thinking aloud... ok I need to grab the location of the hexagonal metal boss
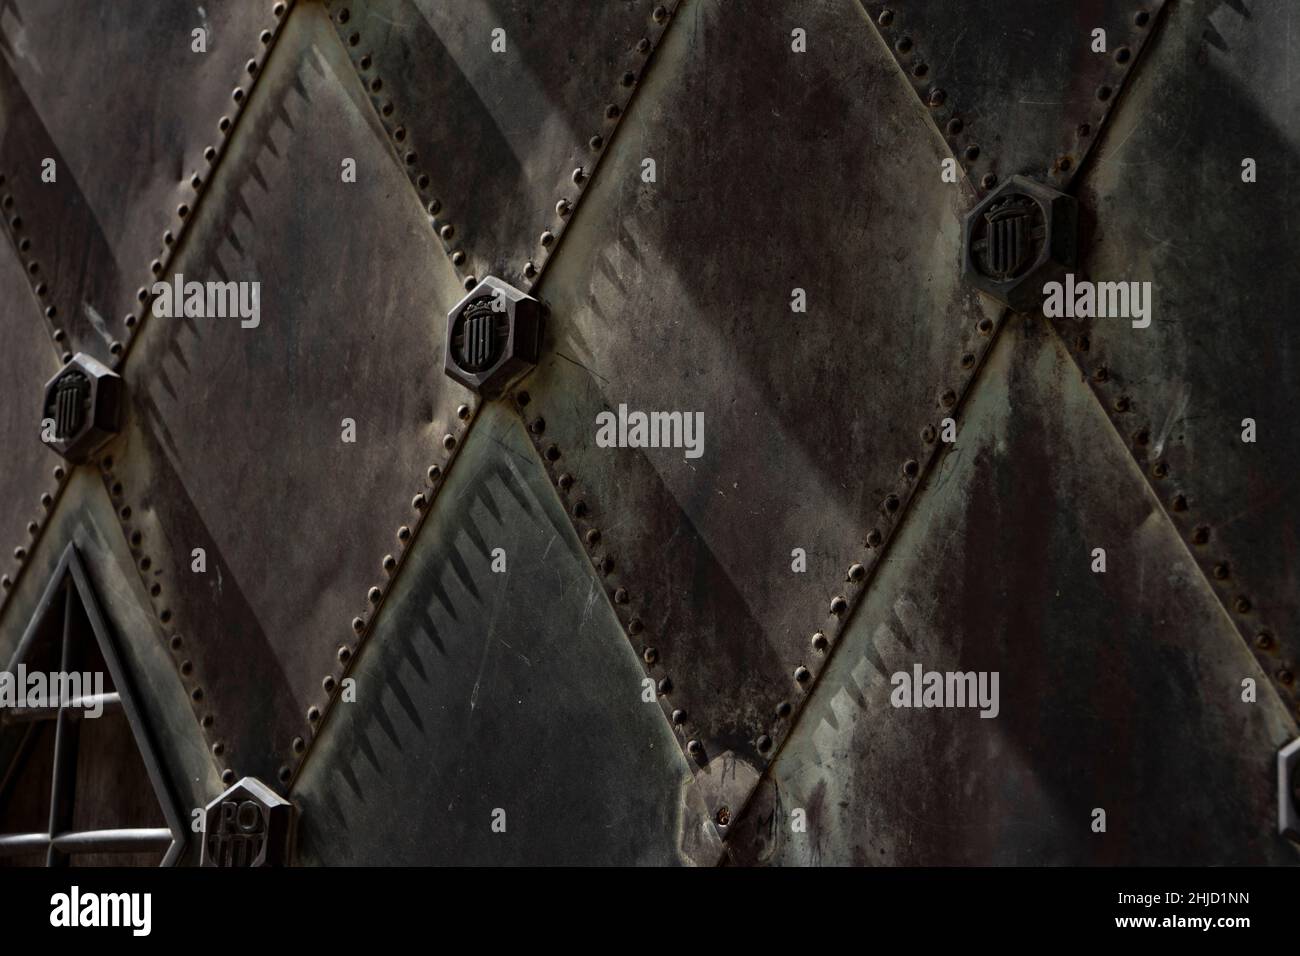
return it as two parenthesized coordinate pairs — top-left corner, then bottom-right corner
(444, 276), (543, 396)
(1280, 737), (1300, 840)
(40, 352), (123, 463)
(200, 776), (297, 867)
(963, 175), (1078, 313)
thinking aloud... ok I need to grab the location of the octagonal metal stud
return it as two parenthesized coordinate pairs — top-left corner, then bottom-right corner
(40, 352), (123, 463)
(962, 175), (1078, 313)
(200, 776), (297, 867)
(443, 276), (543, 396)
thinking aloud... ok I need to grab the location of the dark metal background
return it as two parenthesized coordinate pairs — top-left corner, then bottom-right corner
(0, 0), (1296, 865)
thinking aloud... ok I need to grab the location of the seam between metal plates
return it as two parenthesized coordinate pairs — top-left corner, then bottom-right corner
(508, 307), (1010, 803)
(325, 0), (681, 294)
(115, 0), (298, 372)
(1052, 321), (1300, 723)
(0, 465), (72, 620)
(859, 0), (1167, 198)
(289, 400), (480, 789)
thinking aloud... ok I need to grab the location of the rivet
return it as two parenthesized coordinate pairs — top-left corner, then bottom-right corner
(878, 9), (894, 26)
(656, 677), (672, 694)
(540, 230), (555, 247)
(337, 646), (351, 663)
(203, 715), (214, 728)
(278, 766), (291, 784)
(427, 465), (442, 483)
(232, 87), (245, 103)
(589, 135), (604, 151)
(866, 528), (883, 548)
(978, 317), (994, 335)
(757, 734), (773, 754)
(636, 37), (651, 54)
(427, 199), (442, 215)
(652, 5), (668, 24)
(613, 586), (628, 604)
(308, 706), (321, 722)
(960, 352), (975, 370)
(848, 562), (866, 582)
(573, 500), (588, 518)
(177, 203), (190, 218)
(1093, 366), (1109, 383)
(212, 741), (225, 757)
(439, 223), (454, 240)
(1234, 596), (1251, 614)
(1097, 85), (1113, 101)
(1, 576), (9, 591)
(13, 547), (25, 561)
(1279, 669), (1295, 687)
(191, 686), (203, 701)
(963, 144), (980, 162)
(359, 54), (372, 70)
(621, 70), (636, 87)
(457, 403), (471, 420)
(1135, 11), (1150, 27)
(643, 647), (658, 665)
(412, 493), (426, 510)
(830, 595), (847, 615)
(451, 250), (466, 266)
(896, 36), (913, 53)
(1114, 395), (1131, 412)
(367, 586), (382, 605)
(1256, 632), (1274, 651)
(1151, 461), (1168, 479)
(292, 736), (306, 754)
(585, 528), (601, 547)
(1191, 526), (1210, 545)
(671, 709), (686, 724)
(811, 632), (829, 652)
(599, 555), (614, 575)
(443, 434), (457, 451)
(545, 444), (560, 461)
(628, 618), (643, 635)
(1055, 155), (1073, 173)
(604, 103), (620, 120)
(776, 701), (792, 718)
(556, 198), (571, 217)
(794, 665), (811, 684)
(1171, 493), (1188, 512)
(524, 261), (537, 278)
(1078, 123), (1091, 138)
(260, 29), (272, 44)
(686, 739), (702, 756)
(40, 493), (52, 508)
(558, 473), (574, 491)
(170, 635), (183, 650)
(529, 417), (546, 435)
(397, 525), (411, 542)
(273, 2), (286, 17)
(352, 616), (365, 633)
(323, 675), (337, 693)
(940, 389), (957, 408)
(1115, 47), (1131, 64)
(1212, 562), (1230, 580)
(902, 459), (919, 479)
(110, 341), (123, 356)
(921, 424), (937, 443)
(927, 88), (945, 107)
(222, 769), (235, 785)
(219, 116), (231, 133)
(980, 173), (997, 190)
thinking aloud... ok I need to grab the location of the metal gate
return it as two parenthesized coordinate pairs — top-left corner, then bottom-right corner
(0, 0), (1296, 866)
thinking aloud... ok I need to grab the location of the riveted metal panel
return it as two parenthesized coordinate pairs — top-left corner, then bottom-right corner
(293, 404), (692, 865)
(324, 0), (680, 291)
(0, 467), (219, 865)
(858, 0), (1168, 196)
(513, 0), (1002, 820)
(1061, 0), (1300, 723)
(762, 318), (1298, 865)
(0, 235), (65, 614)
(0, 0), (292, 367)
(98, 4), (475, 789)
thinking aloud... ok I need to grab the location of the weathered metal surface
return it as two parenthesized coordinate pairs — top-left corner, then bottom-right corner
(1061, 0), (1300, 722)
(0, 468), (219, 866)
(515, 0), (1001, 820)
(99, 4), (475, 789)
(324, 0), (680, 291)
(0, 233), (65, 614)
(761, 318), (1298, 865)
(859, 0), (1167, 196)
(293, 405), (692, 865)
(0, 0), (293, 368)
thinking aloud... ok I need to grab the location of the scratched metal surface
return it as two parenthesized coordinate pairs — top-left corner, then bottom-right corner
(761, 317), (1298, 865)
(0, 231), (63, 612)
(323, 0), (680, 291)
(292, 404), (692, 865)
(97, 4), (475, 789)
(1063, 0), (1300, 723)
(857, 0), (1168, 196)
(0, 0), (286, 366)
(515, 0), (1002, 822)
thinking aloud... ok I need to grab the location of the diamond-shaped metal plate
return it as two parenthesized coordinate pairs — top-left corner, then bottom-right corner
(1062, 0), (1300, 721)
(764, 319), (1297, 864)
(0, 0), (291, 366)
(293, 405), (692, 865)
(515, 0), (1001, 814)
(324, 0), (680, 290)
(0, 235), (63, 611)
(98, 4), (474, 787)
(859, 0), (1168, 194)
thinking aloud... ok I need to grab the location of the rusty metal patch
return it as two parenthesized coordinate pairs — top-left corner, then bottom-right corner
(292, 405), (692, 865)
(1062, 0), (1300, 722)
(324, 0), (680, 291)
(0, 0), (293, 367)
(860, 0), (1168, 195)
(514, 0), (1002, 825)
(762, 318), (1297, 864)
(0, 234), (66, 614)
(96, 5), (476, 789)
